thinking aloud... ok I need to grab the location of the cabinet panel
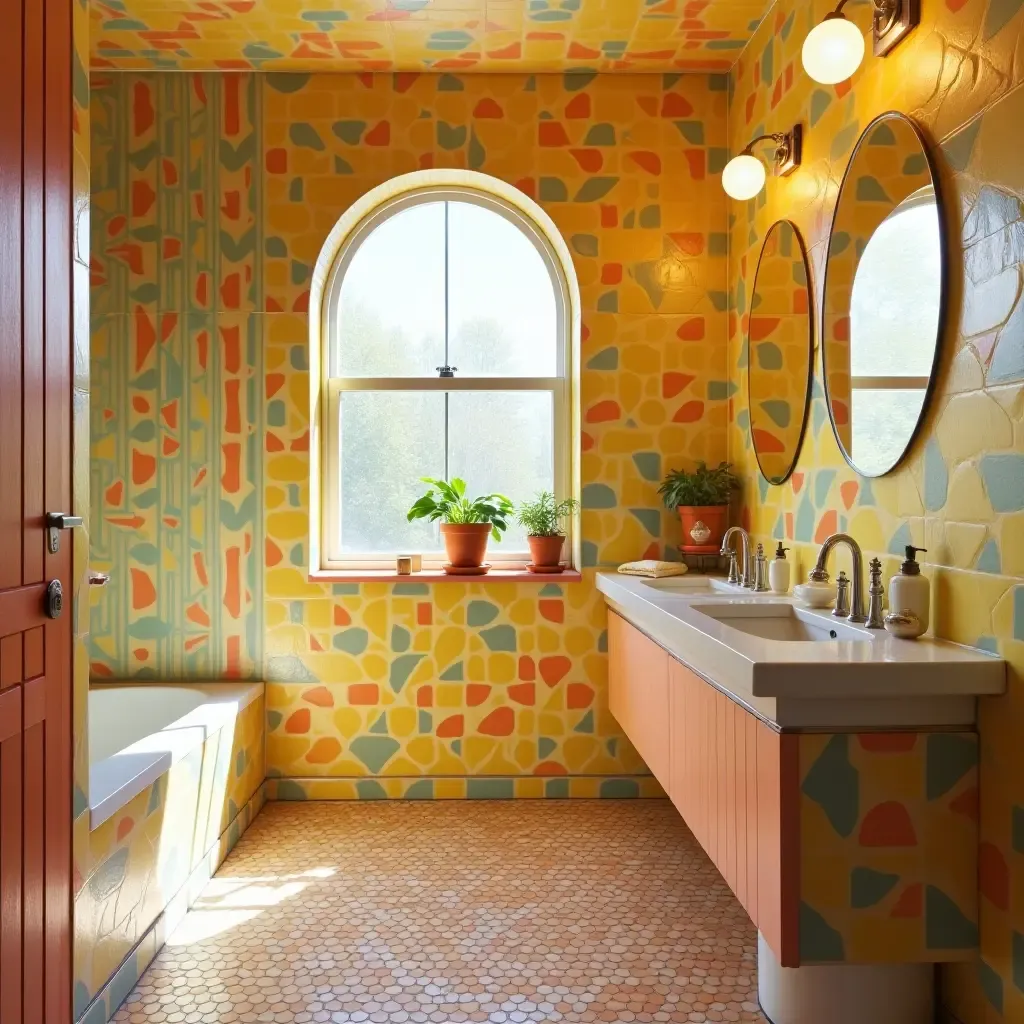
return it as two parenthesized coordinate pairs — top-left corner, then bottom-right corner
(607, 611), (628, 737)
(667, 655), (798, 965)
(609, 613), (670, 785)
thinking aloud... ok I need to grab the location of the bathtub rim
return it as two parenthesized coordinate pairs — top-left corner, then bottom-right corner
(88, 681), (264, 830)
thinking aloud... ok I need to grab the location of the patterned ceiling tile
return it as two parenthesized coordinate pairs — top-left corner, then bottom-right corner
(90, 0), (774, 72)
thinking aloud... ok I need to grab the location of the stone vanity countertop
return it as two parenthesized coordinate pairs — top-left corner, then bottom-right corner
(597, 571), (1006, 731)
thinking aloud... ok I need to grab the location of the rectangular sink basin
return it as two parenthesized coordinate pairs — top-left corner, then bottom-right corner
(692, 602), (876, 642)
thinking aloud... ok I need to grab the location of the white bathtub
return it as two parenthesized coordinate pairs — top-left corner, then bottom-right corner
(88, 682), (263, 828)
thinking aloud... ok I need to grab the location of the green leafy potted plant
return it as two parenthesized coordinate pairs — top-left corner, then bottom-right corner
(407, 477), (513, 574)
(516, 492), (581, 572)
(658, 461), (739, 551)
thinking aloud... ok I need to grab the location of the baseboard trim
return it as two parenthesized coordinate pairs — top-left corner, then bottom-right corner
(266, 774), (666, 801)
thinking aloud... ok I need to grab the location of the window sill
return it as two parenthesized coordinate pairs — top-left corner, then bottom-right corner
(309, 568), (583, 584)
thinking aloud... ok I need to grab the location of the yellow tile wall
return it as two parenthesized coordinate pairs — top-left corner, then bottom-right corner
(726, 1), (1024, 1018)
(90, 70), (731, 795)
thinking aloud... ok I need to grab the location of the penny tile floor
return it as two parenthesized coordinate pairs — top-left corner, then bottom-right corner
(114, 800), (765, 1023)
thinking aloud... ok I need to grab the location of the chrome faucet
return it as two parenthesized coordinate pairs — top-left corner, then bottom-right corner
(809, 533), (867, 623)
(721, 526), (754, 588)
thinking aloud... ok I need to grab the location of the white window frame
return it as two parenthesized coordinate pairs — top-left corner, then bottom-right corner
(317, 185), (573, 572)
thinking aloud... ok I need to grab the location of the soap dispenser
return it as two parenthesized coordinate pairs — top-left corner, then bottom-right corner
(888, 546), (929, 634)
(769, 543), (791, 594)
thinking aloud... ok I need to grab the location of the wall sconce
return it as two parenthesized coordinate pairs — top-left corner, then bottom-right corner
(721, 125), (802, 200)
(802, 0), (919, 85)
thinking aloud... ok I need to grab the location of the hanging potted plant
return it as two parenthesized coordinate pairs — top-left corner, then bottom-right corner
(407, 477), (513, 575)
(516, 492), (581, 573)
(658, 461), (739, 552)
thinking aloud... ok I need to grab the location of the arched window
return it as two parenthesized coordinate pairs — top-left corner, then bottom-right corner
(311, 174), (578, 573)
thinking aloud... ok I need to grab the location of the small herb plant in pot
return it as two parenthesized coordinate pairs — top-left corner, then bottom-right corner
(516, 492), (581, 572)
(407, 477), (513, 573)
(658, 461), (739, 551)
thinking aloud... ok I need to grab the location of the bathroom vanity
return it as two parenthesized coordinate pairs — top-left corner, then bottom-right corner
(598, 570), (1006, 1024)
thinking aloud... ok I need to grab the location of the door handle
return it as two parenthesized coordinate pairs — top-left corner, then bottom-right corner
(46, 512), (83, 554)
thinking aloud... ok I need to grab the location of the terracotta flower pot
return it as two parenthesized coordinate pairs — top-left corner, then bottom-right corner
(441, 523), (491, 568)
(527, 534), (565, 570)
(677, 504), (729, 551)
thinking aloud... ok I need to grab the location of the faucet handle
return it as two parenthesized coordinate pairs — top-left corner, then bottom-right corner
(726, 551), (740, 585)
(833, 571), (851, 618)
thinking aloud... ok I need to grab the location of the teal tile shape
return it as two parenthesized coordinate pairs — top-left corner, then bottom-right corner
(574, 710), (594, 733)
(926, 733), (977, 799)
(632, 452), (661, 482)
(582, 483), (616, 508)
(813, 469), (836, 508)
(391, 625), (411, 652)
(850, 867), (899, 909)
(925, 886), (978, 950)
(356, 780), (388, 800)
(976, 539), (1001, 573)
(467, 778), (514, 799)
(586, 347), (618, 370)
(978, 957), (1004, 1012)
(980, 454), (1024, 511)
(923, 438), (948, 512)
(630, 509), (660, 537)
(390, 654), (424, 692)
(799, 902), (845, 962)
(349, 736), (401, 774)
(289, 123), (324, 151)
(480, 625), (516, 652)
(467, 600), (500, 627)
(334, 629), (369, 654)
(599, 778), (640, 798)
(801, 735), (859, 838)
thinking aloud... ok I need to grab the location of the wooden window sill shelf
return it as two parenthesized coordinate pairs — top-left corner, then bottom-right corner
(309, 569), (583, 584)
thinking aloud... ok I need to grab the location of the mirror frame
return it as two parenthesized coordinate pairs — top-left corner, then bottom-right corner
(821, 110), (948, 479)
(747, 219), (814, 487)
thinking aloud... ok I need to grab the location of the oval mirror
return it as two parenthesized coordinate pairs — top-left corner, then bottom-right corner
(748, 220), (813, 486)
(823, 112), (945, 477)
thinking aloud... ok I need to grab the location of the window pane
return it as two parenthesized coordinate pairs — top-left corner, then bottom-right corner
(850, 201), (941, 378)
(448, 392), (555, 552)
(849, 388), (927, 476)
(448, 202), (558, 377)
(334, 202), (446, 377)
(339, 393), (445, 554)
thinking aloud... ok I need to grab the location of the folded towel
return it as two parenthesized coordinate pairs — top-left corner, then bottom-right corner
(617, 560), (689, 579)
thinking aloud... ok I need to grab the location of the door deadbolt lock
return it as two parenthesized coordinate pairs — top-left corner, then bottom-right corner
(46, 512), (83, 554)
(46, 580), (64, 620)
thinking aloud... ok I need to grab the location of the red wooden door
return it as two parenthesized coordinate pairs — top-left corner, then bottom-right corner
(0, 0), (75, 1021)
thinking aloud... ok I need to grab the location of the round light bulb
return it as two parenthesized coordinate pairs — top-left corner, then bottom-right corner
(721, 153), (767, 200)
(801, 15), (865, 85)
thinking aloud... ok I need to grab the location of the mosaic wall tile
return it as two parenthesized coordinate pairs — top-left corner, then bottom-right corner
(799, 733), (979, 964)
(726, 0), (1024, 1018)
(91, 70), (730, 787)
(73, 693), (265, 1018)
(90, 73), (264, 679)
(265, 774), (666, 800)
(89, 0), (774, 74)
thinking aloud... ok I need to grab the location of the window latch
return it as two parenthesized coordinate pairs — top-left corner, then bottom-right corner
(436, 365), (458, 378)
